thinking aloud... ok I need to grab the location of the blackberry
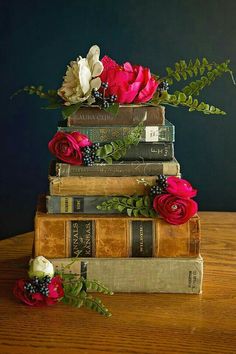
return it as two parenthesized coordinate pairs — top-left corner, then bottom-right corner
(102, 100), (110, 109)
(157, 175), (168, 190)
(150, 185), (163, 196)
(101, 82), (109, 89)
(158, 81), (169, 91)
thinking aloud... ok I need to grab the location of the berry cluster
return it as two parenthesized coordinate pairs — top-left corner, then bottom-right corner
(157, 80), (169, 97)
(82, 143), (101, 166)
(92, 82), (117, 109)
(150, 175), (168, 196)
(24, 275), (52, 297)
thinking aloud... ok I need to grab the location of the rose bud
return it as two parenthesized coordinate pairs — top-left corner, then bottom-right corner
(28, 256), (54, 279)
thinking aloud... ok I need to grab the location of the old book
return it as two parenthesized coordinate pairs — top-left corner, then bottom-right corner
(58, 120), (174, 143)
(49, 175), (181, 196)
(53, 159), (180, 177)
(50, 257), (203, 293)
(63, 105), (165, 126)
(47, 195), (128, 214)
(34, 207), (200, 258)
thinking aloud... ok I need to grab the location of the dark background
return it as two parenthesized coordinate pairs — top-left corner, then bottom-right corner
(1, 0), (236, 239)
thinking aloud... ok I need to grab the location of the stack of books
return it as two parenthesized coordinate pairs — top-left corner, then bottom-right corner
(34, 105), (203, 294)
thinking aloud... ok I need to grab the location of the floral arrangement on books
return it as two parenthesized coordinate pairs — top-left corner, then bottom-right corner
(14, 256), (113, 317)
(97, 175), (198, 225)
(14, 44), (234, 117)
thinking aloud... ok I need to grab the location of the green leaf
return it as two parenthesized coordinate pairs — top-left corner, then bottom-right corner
(104, 103), (119, 115)
(133, 209), (139, 217)
(104, 144), (113, 154)
(103, 156), (113, 164)
(144, 196), (150, 207)
(140, 209), (150, 217)
(136, 199), (143, 208)
(62, 102), (81, 119)
(127, 208), (133, 217)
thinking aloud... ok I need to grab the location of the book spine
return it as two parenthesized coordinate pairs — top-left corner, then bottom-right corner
(64, 105), (165, 126)
(49, 175), (182, 196)
(55, 160), (180, 177)
(57, 125), (174, 143)
(123, 143), (174, 161)
(46, 195), (122, 214)
(34, 213), (200, 258)
(49, 176), (158, 196)
(50, 257), (203, 293)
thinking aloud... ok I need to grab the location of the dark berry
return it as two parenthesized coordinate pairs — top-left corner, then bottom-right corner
(101, 82), (109, 89)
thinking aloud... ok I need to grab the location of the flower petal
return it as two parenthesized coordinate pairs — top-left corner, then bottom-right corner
(78, 58), (91, 95)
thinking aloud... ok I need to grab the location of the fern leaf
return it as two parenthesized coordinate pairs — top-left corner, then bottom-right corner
(85, 279), (114, 295)
(165, 92), (226, 115)
(180, 60), (233, 96)
(83, 295), (112, 317)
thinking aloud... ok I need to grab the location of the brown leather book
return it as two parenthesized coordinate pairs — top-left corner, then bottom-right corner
(34, 203), (200, 259)
(64, 105), (165, 126)
(49, 175), (182, 196)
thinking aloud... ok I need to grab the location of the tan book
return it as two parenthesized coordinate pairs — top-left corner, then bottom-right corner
(34, 205), (200, 258)
(65, 105), (165, 126)
(51, 256), (203, 293)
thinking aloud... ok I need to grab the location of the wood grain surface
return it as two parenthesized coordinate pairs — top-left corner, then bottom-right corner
(0, 212), (235, 354)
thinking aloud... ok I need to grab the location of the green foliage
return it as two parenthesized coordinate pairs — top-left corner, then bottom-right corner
(62, 102), (81, 119)
(96, 195), (156, 218)
(11, 85), (62, 109)
(57, 272), (113, 317)
(163, 92), (226, 115)
(104, 102), (119, 115)
(95, 123), (144, 164)
(163, 58), (216, 85)
(180, 60), (233, 96)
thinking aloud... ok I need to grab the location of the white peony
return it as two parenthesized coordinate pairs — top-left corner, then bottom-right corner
(58, 45), (103, 105)
(28, 256), (54, 279)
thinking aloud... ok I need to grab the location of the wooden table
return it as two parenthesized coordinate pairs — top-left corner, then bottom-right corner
(0, 212), (235, 354)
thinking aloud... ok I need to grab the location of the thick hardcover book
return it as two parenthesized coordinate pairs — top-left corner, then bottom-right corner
(34, 207), (200, 258)
(58, 120), (175, 143)
(51, 257), (203, 293)
(49, 175), (181, 196)
(47, 195), (126, 214)
(53, 159), (180, 177)
(63, 105), (165, 127)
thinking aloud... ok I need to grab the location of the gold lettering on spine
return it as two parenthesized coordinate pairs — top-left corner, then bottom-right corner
(139, 224), (144, 254)
(84, 222), (92, 256)
(72, 222), (81, 257)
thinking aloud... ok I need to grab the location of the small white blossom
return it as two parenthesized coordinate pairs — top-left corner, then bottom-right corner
(28, 256), (54, 279)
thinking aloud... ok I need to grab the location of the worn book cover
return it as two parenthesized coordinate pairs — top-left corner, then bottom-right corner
(58, 120), (174, 143)
(52, 158), (180, 177)
(34, 203), (200, 258)
(63, 105), (165, 126)
(50, 257), (203, 293)
(49, 175), (181, 196)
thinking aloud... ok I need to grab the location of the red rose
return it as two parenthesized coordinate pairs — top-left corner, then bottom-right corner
(100, 56), (158, 104)
(153, 194), (198, 225)
(48, 131), (91, 165)
(166, 176), (197, 199)
(13, 276), (64, 307)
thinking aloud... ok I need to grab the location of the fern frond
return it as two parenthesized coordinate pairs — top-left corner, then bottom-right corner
(181, 60), (233, 96)
(85, 279), (114, 295)
(164, 92), (226, 115)
(83, 295), (112, 317)
(162, 58), (218, 85)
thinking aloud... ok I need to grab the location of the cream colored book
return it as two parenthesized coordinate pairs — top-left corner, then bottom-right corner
(50, 256), (203, 294)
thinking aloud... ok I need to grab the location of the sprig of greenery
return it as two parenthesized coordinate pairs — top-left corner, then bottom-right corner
(160, 58), (216, 85)
(56, 271), (113, 317)
(180, 60), (234, 96)
(161, 91), (226, 115)
(11, 85), (62, 109)
(95, 123), (145, 164)
(97, 195), (156, 217)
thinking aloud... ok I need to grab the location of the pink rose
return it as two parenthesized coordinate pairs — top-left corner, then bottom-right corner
(13, 276), (64, 307)
(48, 131), (91, 165)
(166, 177), (197, 199)
(153, 194), (198, 225)
(100, 56), (158, 104)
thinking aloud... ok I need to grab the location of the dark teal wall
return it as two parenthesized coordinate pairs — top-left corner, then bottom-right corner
(1, 0), (236, 239)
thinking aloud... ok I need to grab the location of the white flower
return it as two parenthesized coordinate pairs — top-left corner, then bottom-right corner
(28, 256), (54, 279)
(58, 45), (103, 105)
